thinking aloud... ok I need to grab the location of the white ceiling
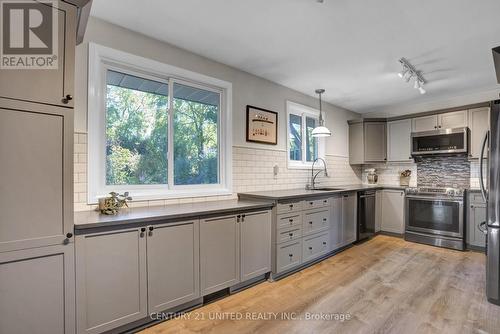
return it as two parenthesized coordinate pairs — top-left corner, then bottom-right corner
(91, 0), (500, 116)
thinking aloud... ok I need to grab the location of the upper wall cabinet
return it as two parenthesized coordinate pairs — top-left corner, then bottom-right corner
(387, 119), (412, 162)
(412, 110), (468, 132)
(349, 120), (387, 164)
(0, 1), (76, 107)
(469, 107), (490, 159)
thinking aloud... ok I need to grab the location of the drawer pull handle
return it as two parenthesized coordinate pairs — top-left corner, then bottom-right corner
(289, 233), (293, 237)
(289, 204), (294, 208)
(323, 218), (327, 221)
(289, 219), (293, 222)
(323, 200), (327, 203)
(323, 242), (327, 245)
(309, 201), (314, 205)
(309, 221), (313, 224)
(289, 253), (293, 257)
(308, 246), (313, 250)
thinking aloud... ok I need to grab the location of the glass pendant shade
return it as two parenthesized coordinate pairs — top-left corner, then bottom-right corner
(312, 89), (332, 138)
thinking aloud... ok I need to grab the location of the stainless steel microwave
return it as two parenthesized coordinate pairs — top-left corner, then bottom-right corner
(411, 127), (469, 156)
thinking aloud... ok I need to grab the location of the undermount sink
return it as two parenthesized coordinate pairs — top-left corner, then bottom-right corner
(310, 187), (343, 191)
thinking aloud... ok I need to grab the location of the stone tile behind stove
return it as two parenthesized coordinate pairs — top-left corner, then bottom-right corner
(416, 155), (470, 189)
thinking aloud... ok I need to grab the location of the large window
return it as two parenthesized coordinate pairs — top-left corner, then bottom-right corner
(88, 44), (232, 202)
(287, 101), (324, 168)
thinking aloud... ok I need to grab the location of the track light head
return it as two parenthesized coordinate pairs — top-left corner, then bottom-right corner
(398, 58), (427, 94)
(414, 79), (421, 89)
(418, 86), (426, 94)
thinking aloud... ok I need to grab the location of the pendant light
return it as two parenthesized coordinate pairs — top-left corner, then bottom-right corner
(312, 89), (332, 137)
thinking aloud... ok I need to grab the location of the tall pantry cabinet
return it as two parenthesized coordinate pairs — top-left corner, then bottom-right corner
(0, 1), (89, 333)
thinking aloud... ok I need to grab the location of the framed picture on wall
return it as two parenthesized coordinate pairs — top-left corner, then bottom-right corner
(246, 105), (278, 145)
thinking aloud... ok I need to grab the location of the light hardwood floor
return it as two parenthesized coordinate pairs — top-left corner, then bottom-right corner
(141, 235), (500, 334)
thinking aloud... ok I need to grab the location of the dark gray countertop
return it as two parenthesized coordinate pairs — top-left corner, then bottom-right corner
(238, 184), (407, 201)
(74, 199), (274, 233)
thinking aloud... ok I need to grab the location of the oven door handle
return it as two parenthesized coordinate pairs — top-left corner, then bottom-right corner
(405, 195), (463, 203)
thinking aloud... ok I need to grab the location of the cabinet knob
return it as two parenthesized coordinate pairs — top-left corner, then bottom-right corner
(471, 205), (474, 208)
(66, 232), (73, 239)
(438, 125), (442, 128)
(289, 204), (294, 208)
(62, 94), (73, 104)
(148, 226), (154, 236)
(289, 253), (293, 257)
(140, 227), (146, 237)
(323, 242), (327, 245)
(308, 246), (313, 250)
(309, 221), (313, 225)
(289, 233), (293, 237)
(289, 218), (293, 223)
(323, 218), (327, 221)
(309, 201), (314, 205)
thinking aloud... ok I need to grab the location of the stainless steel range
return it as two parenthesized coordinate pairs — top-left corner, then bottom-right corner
(405, 187), (465, 251)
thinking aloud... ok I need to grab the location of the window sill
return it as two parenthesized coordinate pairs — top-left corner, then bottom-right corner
(89, 188), (233, 204)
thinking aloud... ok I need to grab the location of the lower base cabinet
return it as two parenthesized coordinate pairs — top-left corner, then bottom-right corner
(0, 244), (75, 334)
(302, 231), (329, 262)
(76, 228), (148, 334)
(200, 215), (240, 295)
(468, 193), (486, 249)
(200, 210), (272, 295)
(380, 190), (405, 234)
(147, 221), (200, 313)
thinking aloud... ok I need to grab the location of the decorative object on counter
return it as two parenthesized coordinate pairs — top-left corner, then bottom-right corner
(311, 89), (332, 137)
(97, 192), (132, 215)
(400, 169), (412, 186)
(366, 168), (378, 184)
(246, 105), (278, 145)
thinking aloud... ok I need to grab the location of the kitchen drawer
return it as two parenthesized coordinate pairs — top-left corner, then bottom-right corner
(277, 201), (303, 214)
(276, 240), (302, 273)
(470, 192), (486, 204)
(304, 198), (330, 210)
(302, 232), (330, 263)
(302, 210), (329, 236)
(276, 226), (302, 244)
(277, 213), (302, 229)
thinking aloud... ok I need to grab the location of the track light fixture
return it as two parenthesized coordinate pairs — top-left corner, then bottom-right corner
(397, 58), (427, 94)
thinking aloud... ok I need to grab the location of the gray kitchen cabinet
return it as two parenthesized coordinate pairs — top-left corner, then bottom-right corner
(412, 115), (438, 132)
(469, 107), (490, 159)
(375, 191), (382, 232)
(329, 195), (343, 251)
(348, 120), (387, 164)
(342, 193), (357, 245)
(468, 193), (486, 249)
(0, 99), (74, 253)
(240, 211), (272, 281)
(380, 190), (405, 234)
(200, 215), (240, 295)
(0, 1), (76, 107)
(387, 119), (412, 162)
(302, 231), (329, 263)
(439, 110), (468, 129)
(147, 221), (200, 313)
(412, 110), (467, 132)
(75, 228), (147, 334)
(0, 244), (75, 334)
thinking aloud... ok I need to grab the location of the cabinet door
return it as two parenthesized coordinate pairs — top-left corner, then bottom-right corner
(200, 215), (240, 295)
(342, 193), (357, 245)
(387, 119), (412, 162)
(375, 191), (382, 232)
(75, 228), (147, 334)
(240, 211), (271, 281)
(0, 1), (76, 107)
(0, 244), (75, 334)
(469, 107), (490, 159)
(412, 115), (438, 132)
(147, 221), (200, 313)
(364, 122), (387, 162)
(439, 110), (468, 129)
(380, 190), (405, 234)
(0, 104), (73, 253)
(329, 196), (343, 251)
(349, 122), (364, 164)
(468, 204), (486, 248)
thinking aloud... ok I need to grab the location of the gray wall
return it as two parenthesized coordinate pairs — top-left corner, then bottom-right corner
(74, 17), (360, 157)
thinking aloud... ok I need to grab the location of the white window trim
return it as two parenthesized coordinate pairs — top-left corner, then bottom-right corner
(286, 101), (325, 169)
(87, 43), (232, 204)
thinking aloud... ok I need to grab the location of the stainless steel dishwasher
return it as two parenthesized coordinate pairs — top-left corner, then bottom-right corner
(358, 190), (376, 241)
